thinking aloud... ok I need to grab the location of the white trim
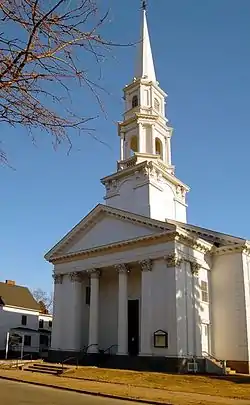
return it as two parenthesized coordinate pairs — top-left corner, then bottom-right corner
(3, 306), (40, 315)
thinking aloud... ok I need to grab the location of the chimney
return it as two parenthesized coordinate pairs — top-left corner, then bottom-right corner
(5, 280), (15, 286)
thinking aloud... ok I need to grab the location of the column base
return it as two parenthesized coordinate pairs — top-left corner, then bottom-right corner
(139, 352), (153, 357)
(87, 346), (99, 354)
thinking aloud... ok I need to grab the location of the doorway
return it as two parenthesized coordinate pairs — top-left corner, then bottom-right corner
(128, 299), (139, 356)
(201, 323), (209, 354)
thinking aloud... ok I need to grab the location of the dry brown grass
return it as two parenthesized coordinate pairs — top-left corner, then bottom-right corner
(0, 368), (249, 405)
(66, 367), (250, 400)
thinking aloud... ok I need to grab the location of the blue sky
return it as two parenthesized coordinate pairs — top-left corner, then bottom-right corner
(1, 0), (250, 293)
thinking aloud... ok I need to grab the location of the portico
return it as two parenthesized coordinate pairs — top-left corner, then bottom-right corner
(51, 257), (156, 356)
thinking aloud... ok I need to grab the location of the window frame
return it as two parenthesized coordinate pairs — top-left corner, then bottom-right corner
(200, 280), (209, 303)
(21, 315), (27, 326)
(132, 95), (138, 109)
(154, 97), (160, 112)
(24, 335), (31, 346)
(39, 319), (44, 329)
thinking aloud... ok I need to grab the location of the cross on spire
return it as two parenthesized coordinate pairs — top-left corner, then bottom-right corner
(142, 1), (147, 11)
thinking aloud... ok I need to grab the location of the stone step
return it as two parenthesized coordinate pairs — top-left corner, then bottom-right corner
(24, 368), (59, 375)
(30, 363), (63, 371)
(26, 365), (62, 373)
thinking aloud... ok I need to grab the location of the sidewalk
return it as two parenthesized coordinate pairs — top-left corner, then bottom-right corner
(0, 369), (250, 405)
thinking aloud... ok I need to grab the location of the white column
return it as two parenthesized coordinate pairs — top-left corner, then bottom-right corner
(51, 273), (64, 350)
(88, 269), (100, 353)
(116, 264), (129, 355)
(190, 261), (201, 357)
(65, 272), (83, 351)
(120, 133), (124, 161)
(139, 259), (153, 356)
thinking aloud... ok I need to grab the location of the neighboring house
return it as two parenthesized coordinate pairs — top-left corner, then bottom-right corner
(0, 280), (52, 358)
(45, 8), (250, 374)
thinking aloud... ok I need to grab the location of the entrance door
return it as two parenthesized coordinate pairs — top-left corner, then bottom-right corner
(201, 323), (209, 354)
(128, 300), (139, 356)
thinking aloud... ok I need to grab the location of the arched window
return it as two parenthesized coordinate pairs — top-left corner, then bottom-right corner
(154, 98), (160, 112)
(132, 95), (138, 108)
(155, 137), (163, 159)
(130, 136), (138, 155)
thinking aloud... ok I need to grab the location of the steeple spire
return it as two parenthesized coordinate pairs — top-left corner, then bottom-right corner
(135, 2), (156, 82)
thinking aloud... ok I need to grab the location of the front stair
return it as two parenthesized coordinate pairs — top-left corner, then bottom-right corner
(202, 352), (236, 375)
(24, 362), (71, 375)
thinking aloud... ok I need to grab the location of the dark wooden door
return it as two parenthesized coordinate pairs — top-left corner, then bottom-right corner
(128, 299), (139, 356)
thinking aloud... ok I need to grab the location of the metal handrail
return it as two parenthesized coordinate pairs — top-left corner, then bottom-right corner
(16, 353), (33, 368)
(61, 356), (78, 372)
(202, 351), (224, 364)
(85, 344), (98, 354)
(103, 344), (118, 355)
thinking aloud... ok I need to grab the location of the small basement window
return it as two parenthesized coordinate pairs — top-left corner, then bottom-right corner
(201, 281), (209, 303)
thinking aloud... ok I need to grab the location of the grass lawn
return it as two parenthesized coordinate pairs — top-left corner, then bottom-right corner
(0, 367), (250, 405)
(66, 367), (250, 400)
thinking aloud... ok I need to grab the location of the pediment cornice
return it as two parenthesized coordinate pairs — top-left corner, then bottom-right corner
(44, 204), (175, 262)
(47, 227), (212, 265)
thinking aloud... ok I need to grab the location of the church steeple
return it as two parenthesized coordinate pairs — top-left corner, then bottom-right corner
(135, 4), (156, 82)
(101, 4), (190, 224)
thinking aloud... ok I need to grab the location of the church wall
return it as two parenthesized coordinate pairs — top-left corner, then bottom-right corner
(174, 200), (187, 223)
(242, 254), (250, 367)
(151, 259), (177, 356)
(149, 181), (175, 221)
(105, 177), (151, 218)
(99, 270), (118, 351)
(174, 243), (211, 357)
(211, 252), (249, 363)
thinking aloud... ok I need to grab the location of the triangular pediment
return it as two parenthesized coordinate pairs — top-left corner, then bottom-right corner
(45, 204), (175, 261)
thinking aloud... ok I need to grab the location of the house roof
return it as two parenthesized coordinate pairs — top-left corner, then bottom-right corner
(0, 282), (40, 311)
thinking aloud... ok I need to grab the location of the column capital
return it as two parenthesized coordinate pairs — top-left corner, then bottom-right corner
(140, 259), (152, 272)
(53, 273), (63, 284)
(190, 261), (201, 276)
(164, 253), (182, 268)
(88, 269), (101, 279)
(69, 271), (83, 283)
(115, 264), (129, 274)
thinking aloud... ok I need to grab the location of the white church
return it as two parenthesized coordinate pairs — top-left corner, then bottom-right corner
(45, 7), (250, 374)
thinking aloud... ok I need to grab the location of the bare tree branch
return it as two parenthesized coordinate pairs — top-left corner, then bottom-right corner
(32, 288), (53, 314)
(0, 0), (132, 163)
